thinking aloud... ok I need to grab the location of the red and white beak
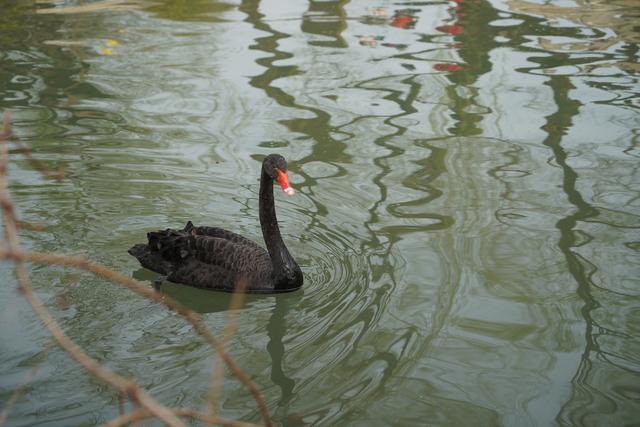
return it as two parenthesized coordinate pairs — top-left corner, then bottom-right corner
(276, 169), (295, 196)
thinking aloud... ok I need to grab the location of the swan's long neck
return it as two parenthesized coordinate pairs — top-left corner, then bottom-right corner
(259, 168), (298, 287)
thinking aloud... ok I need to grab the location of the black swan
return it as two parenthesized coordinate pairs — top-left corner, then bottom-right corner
(128, 154), (303, 293)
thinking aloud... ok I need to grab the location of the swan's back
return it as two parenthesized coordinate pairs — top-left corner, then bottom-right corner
(129, 221), (275, 292)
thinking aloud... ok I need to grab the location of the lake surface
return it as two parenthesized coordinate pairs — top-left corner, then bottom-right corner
(1, 0), (639, 425)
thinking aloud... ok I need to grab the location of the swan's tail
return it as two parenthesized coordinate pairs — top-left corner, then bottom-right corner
(129, 222), (197, 275)
(129, 230), (190, 275)
(147, 228), (193, 260)
(128, 241), (173, 276)
(128, 243), (148, 260)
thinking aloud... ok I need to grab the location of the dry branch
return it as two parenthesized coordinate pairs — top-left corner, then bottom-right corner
(0, 111), (273, 427)
(8, 136), (64, 181)
(0, 112), (63, 181)
(0, 113), (272, 426)
(102, 407), (262, 427)
(0, 249), (273, 427)
(1, 113), (187, 427)
(207, 278), (248, 423)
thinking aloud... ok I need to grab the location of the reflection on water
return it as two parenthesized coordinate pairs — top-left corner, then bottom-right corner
(1, 0), (639, 426)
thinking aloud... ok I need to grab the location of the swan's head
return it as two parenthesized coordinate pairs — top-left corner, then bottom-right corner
(264, 154), (295, 196)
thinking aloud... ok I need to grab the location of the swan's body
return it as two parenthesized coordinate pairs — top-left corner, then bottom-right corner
(128, 154), (303, 293)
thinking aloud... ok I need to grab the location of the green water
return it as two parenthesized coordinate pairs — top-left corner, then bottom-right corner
(1, 0), (639, 425)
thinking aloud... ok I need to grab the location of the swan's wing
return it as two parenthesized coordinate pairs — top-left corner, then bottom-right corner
(189, 235), (271, 275)
(143, 225), (273, 291)
(189, 224), (263, 250)
(167, 257), (237, 291)
(168, 235), (272, 290)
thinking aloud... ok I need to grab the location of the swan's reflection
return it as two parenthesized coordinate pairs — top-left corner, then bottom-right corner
(267, 295), (296, 408)
(132, 267), (299, 414)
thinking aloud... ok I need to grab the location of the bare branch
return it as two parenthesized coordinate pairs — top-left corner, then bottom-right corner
(117, 392), (125, 417)
(15, 220), (49, 231)
(1, 111), (272, 426)
(0, 112), (63, 181)
(0, 112), (186, 427)
(8, 136), (65, 181)
(207, 277), (248, 423)
(0, 250), (273, 427)
(102, 407), (262, 427)
(1, 111), (10, 137)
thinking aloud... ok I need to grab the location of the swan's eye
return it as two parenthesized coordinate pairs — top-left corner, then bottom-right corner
(276, 168), (295, 196)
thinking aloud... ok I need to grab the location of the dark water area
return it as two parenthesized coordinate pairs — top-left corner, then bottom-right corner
(0, 0), (639, 425)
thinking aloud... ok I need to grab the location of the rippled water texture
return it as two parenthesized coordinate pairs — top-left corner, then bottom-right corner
(1, 0), (639, 425)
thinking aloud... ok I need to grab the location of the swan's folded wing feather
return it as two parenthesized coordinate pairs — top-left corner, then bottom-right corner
(189, 235), (271, 275)
(168, 258), (238, 292)
(190, 225), (263, 250)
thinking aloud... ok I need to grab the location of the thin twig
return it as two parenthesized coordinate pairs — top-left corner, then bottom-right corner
(0, 112), (63, 181)
(102, 407), (262, 427)
(8, 136), (65, 181)
(0, 341), (54, 426)
(1, 111), (9, 137)
(0, 249), (273, 427)
(0, 112), (185, 427)
(1, 112), (273, 426)
(207, 278), (248, 424)
(118, 392), (125, 417)
(1, 116), (21, 247)
(15, 220), (48, 231)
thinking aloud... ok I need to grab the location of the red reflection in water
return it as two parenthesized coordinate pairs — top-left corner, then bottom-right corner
(436, 24), (464, 35)
(391, 14), (418, 29)
(433, 63), (464, 72)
